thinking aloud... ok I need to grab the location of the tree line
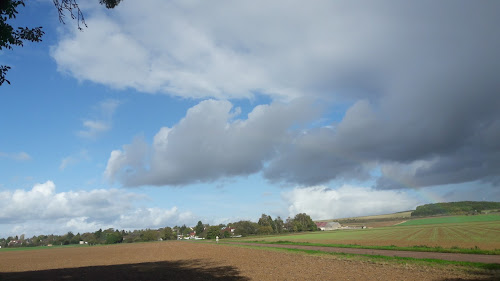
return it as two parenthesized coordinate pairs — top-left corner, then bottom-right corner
(411, 201), (500, 217)
(0, 213), (317, 248)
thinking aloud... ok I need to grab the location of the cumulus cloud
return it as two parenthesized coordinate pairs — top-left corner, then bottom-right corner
(264, 124), (372, 185)
(51, 1), (287, 99)
(265, 89), (500, 188)
(0, 181), (194, 237)
(77, 99), (120, 139)
(56, 1), (500, 190)
(118, 207), (194, 229)
(282, 185), (419, 220)
(105, 99), (317, 186)
(106, 91), (500, 189)
(53, 1), (500, 101)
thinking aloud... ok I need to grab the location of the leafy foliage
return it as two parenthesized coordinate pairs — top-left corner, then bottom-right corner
(274, 216), (284, 233)
(105, 230), (123, 244)
(194, 221), (204, 237)
(52, 0), (87, 30)
(411, 201), (500, 217)
(140, 229), (159, 242)
(161, 227), (176, 240)
(205, 226), (221, 240)
(292, 213), (318, 231)
(1, 0), (44, 85)
(231, 220), (259, 237)
(99, 0), (122, 9)
(0, 0), (122, 86)
(258, 214), (276, 232)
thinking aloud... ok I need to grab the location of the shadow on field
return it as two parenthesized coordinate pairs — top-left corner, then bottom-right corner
(440, 268), (500, 281)
(0, 259), (250, 281)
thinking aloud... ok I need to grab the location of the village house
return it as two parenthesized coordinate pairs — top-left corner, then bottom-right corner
(221, 227), (235, 235)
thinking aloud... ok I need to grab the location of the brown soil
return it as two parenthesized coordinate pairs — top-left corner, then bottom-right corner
(308, 239), (500, 251)
(227, 242), (500, 263)
(0, 241), (497, 280)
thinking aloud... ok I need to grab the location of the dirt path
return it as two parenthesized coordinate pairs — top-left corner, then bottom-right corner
(225, 242), (500, 264)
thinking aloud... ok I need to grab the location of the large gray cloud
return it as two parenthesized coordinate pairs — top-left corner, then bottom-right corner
(53, 1), (499, 101)
(262, 1), (500, 188)
(105, 99), (318, 186)
(68, 1), (500, 189)
(263, 126), (372, 185)
(266, 92), (500, 188)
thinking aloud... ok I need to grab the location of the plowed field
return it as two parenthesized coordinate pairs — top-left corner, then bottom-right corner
(0, 241), (497, 280)
(245, 220), (500, 250)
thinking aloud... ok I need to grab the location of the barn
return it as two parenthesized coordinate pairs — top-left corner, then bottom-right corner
(315, 221), (341, 231)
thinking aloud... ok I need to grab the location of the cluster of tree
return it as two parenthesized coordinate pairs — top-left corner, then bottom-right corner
(0, 229), (123, 248)
(228, 213), (317, 237)
(0, 212), (318, 247)
(411, 201), (500, 217)
(0, 224), (205, 248)
(0, 227), (178, 248)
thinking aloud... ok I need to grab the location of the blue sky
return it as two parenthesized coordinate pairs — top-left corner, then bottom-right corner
(1, 0), (499, 237)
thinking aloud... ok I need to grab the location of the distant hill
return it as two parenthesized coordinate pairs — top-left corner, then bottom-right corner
(411, 201), (500, 217)
(317, 211), (413, 226)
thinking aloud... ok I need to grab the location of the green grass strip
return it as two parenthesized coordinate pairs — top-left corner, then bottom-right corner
(273, 247), (500, 270)
(399, 214), (500, 226)
(238, 240), (500, 255)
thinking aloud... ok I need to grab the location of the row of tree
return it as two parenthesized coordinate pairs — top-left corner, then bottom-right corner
(225, 213), (317, 237)
(0, 226), (190, 248)
(0, 213), (317, 248)
(411, 201), (500, 217)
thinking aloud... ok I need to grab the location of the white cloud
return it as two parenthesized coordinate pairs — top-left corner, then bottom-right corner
(78, 120), (109, 138)
(105, 98), (317, 186)
(13, 152), (32, 161)
(118, 207), (194, 229)
(282, 185), (419, 220)
(51, 1), (499, 101)
(0, 181), (194, 237)
(51, 0), (403, 100)
(52, 1), (294, 100)
(59, 156), (77, 171)
(77, 99), (120, 139)
(59, 150), (90, 171)
(55, 1), (500, 190)
(0, 151), (32, 161)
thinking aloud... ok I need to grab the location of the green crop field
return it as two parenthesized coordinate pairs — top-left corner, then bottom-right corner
(240, 215), (500, 251)
(398, 214), (500, 226)
(318, 211), (413, 222)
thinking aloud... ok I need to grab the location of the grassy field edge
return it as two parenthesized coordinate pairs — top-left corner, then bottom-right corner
(234, 240), (500, 255)
(226, 243), (500, 271)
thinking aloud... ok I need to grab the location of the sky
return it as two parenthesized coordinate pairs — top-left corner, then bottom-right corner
(1, 0), (499, 237)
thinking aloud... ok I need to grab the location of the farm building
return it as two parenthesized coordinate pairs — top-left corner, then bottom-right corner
(222, 227), (235, 235)
(315, 221), (341, 231)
